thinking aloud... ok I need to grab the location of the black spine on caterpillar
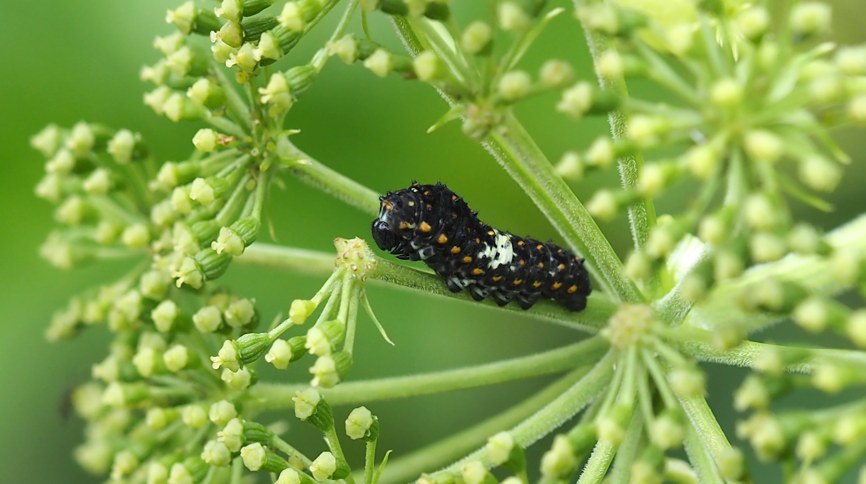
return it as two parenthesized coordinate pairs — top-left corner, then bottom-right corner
(371, 182), (591, 311)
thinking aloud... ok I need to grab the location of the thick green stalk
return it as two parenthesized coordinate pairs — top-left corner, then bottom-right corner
(276, 140), (381, 216)
(682, 426), (725, 484)
(484, 114), (643, 303)
(577, 440), (618, 484)
(672, 335), (866, 374)
(678, 396), (736, 481)
(247, 337), (608, 411)
(240, 243), (617, 332)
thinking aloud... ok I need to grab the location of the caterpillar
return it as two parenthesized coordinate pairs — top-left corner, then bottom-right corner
(371, 182), (591, 311)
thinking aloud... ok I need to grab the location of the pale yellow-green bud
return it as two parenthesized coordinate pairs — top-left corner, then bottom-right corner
(192, 128), (218, 152)
(585, 137), (616, 168)
(540, 435), (578, 478)
(539, 60), (574, 88)
(596, 50), (624, 79)
(557, 81), (594, 118)
(498, 2), (529, 31)
(710, 78), (743, 107)
(737, 7), (770, 40)
(799, 155), (840, 192)
(586, 189), (618, 221)
(413, 51), (442, 82)
(310, 452), (337, 480)
(555, 151), (583, 180)
(790, 2), (832, 36)
(744, 130), (784, 164)
(364, 49), (393, 78)
(462, 21), (492, 55)
(498, 70), (532, 102)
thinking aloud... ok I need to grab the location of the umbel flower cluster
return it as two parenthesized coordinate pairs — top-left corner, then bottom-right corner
(32, 0), (866, 483)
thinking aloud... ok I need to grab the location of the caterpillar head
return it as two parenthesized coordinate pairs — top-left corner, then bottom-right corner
(371, 190), (417, 257)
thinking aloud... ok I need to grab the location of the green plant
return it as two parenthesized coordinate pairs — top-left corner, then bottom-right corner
(32, 0), (866, 482)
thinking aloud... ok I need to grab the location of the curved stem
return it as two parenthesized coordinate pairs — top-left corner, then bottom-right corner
(604, 412), (644, 484)
(240, 243), (616, 332)
(579, 20), (657, 253)
(373, 366), (592, 483)
(247, 337), (608, 411)
(276, 139), (381, 216)
(682, 425), (725, 484)
(671, 334), (866, 374)
(426, 352), (615, 480)
(677, 396), (736, 481)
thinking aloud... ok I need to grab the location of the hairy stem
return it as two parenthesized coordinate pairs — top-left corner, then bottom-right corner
(276, 140), (381, 216)
(372, 366), (592, 483)
(423, 352), (615, 481)
(579, 16), (656, 252)
(247, 337), (608, 411)
(240, 243), (616, 331)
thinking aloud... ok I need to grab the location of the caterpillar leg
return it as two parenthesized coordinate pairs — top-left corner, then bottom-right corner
(516, 293), (540, 310)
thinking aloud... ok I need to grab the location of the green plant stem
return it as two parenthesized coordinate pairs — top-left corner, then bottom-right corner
(682, 425), (724, 484)
(363, 439), (377, 484)
(238, 244), (334, 275)
(678, 396), (735, 481)
(390, 17), (641, 304)
(324, 426), (355, 484)
(579, 21), (656, 252)
(247, 337), (608, 411)
(211, 65), (252, 131)
(577, 440), (617, 484)
(368, 366), (591, 483)
(271, 436), (313, 467)
(240, 243), (616, 332)
(671, 335), (866, 374)
(416, 353), (615, 482)
(485, 114), (643, 303)
(604, 412), (644, 484)
(276, 140), (381, 216)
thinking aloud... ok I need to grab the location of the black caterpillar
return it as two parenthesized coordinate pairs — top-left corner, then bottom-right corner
(371, 182), (591, 311)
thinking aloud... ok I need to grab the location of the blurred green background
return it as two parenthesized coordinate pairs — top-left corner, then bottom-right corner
(1, 1), (864, 482)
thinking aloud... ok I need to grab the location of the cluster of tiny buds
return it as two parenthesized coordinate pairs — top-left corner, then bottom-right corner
(61, 245), (386, 481)
(550, 0), (866, 315)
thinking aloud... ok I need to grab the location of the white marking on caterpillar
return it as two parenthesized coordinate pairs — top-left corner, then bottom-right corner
(479, 231), (514, 269)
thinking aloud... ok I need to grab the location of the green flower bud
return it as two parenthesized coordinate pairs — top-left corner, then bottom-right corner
(540, 435), (578, 478)
(221, 366), (253, 389)
(193, 305), (223, 333)
(498, 70), (532, 102)
(265, 335), (306, 369)
(462, 21), (492, 55)
(224, 298), (257, 327)
(182, 404), (208, 428)
(194, 247), (232, 280)
(163, 344), (189, 372)
(241, 443), (289, 472)
(293, 387), (334, 431)
(345, 406), (378, 441)
(83, 168), (111, 195)
(310, 351), (353, 388)
(202, 440), (232, 466)
(209, 400), (238, 426)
